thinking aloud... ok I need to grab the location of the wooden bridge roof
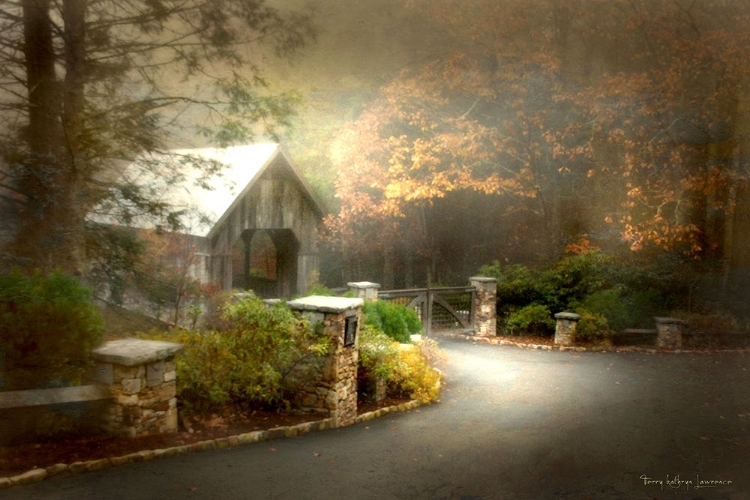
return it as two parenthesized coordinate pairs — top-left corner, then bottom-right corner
(116, 143), (324, 237)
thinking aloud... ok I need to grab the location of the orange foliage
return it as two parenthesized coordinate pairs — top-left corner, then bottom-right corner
(330, 0), (750, 268)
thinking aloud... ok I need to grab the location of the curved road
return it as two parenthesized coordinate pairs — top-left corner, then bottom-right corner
(3, 337), (748, 499)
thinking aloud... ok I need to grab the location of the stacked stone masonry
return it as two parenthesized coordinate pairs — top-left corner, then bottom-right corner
(655, 317), (686, 349)
(471, 277), (497, 337)
(554, 312), (580, 346)
(92, 339), (183, 438)
(287, 296), (362, 427)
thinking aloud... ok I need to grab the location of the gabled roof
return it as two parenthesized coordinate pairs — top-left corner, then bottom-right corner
(117, 144), (324, 238)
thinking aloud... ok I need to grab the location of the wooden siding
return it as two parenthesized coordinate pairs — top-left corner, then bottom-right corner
(206, 156), (321, 296)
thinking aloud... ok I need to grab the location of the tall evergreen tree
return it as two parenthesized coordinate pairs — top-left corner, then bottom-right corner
(0, 0), (316, 273)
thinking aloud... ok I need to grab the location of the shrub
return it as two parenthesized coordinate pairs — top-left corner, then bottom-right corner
(0, 271), (105, 390)
(362, 300), (421, 343)
(480, 250), (677, 336)
(505, 304), (555, 336)
(572, 309), (612, 344)
(357, 324), (442, 404)
(479, 261), (541, 308)
(357, 324), (400, 402)
(141, 295), (331, 414)
(358, 324), (400, 378)
(388, 341), (443, 404)
(576, 288), (632, 333)
(670, 310), (740, 334)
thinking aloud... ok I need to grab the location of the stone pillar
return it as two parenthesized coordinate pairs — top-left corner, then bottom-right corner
(471, 277), (497, 337)
(348, 281), (381, 300)
(287, 295), (363, 427)
(92, 339), (183, 438)
(655, 317), (686, 349)
(554, 312), (581, 346)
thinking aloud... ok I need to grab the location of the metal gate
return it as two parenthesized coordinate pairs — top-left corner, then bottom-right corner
(378, 286), (476, 336)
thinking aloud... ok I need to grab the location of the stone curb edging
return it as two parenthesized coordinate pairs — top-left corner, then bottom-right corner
(448, 333), (750, 354)
(0, 400), (422, 490)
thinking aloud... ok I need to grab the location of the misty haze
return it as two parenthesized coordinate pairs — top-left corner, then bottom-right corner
(1, 1), (749, 498)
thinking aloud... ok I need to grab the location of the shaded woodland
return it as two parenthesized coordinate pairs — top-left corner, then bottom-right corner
(297, 1), (750, 325)
(2, 0), (750, 323)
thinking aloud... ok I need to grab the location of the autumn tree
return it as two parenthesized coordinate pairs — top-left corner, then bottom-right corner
(327, 1), (601, 284)
(0, 0), (316, 275)
(328, 0), (750, 294)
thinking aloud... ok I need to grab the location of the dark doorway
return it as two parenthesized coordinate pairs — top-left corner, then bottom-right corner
(231, 228), (300, 298)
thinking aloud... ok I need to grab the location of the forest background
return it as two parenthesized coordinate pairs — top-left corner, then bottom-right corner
(277, 0), (750, 326)
(3, 0), (750, 325)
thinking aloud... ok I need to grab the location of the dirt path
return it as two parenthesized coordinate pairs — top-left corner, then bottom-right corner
(3, 336), (748, 499)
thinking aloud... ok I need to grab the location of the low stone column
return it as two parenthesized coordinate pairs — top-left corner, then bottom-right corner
(655, 317), (686, 349)
(471, 277), (497, 337)
(554, 312), (580, 346)
(92, 339), (183, 438)
(287, 295), (363, 427)
(348, 281), (381, 300)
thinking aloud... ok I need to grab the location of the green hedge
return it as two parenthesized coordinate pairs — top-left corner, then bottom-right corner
(479, 250), (671, 337)
(0, 271), (104, 390)
(362, 300), (422, 343)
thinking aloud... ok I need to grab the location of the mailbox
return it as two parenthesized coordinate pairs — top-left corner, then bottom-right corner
(344, 314), (358, 347)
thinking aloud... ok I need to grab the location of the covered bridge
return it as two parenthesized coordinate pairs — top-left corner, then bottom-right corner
(164, 144), (324, 298)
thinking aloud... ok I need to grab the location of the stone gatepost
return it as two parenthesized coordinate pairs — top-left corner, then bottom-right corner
(471, 277), (497, 337)
(92, 339), (183, 438)
(554, 312), (580, 346)
(655, 317), (686, 349)
(348, 281), (381, 300)
(287, 295), (363, 427)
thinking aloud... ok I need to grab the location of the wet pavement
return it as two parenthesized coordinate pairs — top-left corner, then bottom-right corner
(2, 336), (748, 499)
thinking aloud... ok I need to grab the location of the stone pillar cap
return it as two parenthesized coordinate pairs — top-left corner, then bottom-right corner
(92, 338), (183, 366)
(555, 312), (581, 320)
(288, 295), (364, 313)
(470, 276), (498, 283)
(347, 281), (381, 289)
(654, 317), (687, 324)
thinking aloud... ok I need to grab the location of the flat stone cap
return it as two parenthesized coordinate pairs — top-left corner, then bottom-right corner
(654, 317), (687, 325)
(92, 338), (183, 366)
(347, 281), (381, 289)
(470, 276), (497, 283)
(555, 312), (581, 321)
(287, 295), (364, 313)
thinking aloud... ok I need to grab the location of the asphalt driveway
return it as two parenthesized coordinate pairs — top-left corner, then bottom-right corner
(2, 336), (748, 499)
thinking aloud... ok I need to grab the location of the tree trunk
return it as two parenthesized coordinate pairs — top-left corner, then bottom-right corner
(18, 0), (87, 274)
(382, 246), (394, 290)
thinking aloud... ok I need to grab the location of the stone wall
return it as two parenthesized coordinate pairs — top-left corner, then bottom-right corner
(92, 339), (183, 438)
(287, 296), (362, 427)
